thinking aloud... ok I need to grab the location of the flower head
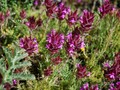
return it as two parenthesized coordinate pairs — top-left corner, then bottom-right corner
(90, 84), (99, 90)
(80, 10), (94, 32)
(51, 56), (62, 65)
(76, 64), (87, 79)
(44, 0), (58, 17)
(5, 9), (10, 18)
(0, 12), (5, 23)
(36, 18), (42, 27)
(24, 16), (37, 30)
(80, 83), (89, 90)
(116, 9), (120, 20)
(20, 9), (26, 19)
(12, 79), (17, 86)
(66, 28), (82, 56)
(108, 82), (120, 90)
(103, 61), (111, 68)
(46, 30), (64, 54)
(104, 52), (120, 80)
(33, 0), (41, 6)
(4, 83), (11, 90)
(67, 10), (78, 26)
(19, 36), (38, 55)
(57, 2), (70, 20)
(99, 0), (114, 17)
(44, 67), (53, 76)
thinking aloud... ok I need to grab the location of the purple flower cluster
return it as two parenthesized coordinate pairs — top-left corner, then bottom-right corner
(57, 2), (70, 20)
(66, 28), (84, 56)
(44, 67), (53, 76)
(46, 30), (64, 54)
(109, 82), (120, 90)
(67, 10), (78, 26)
(80, 10), (94, 32)
(0, 10), (11, 24)
(33, 0), (41, 6)
(44, 0), (58, 17)
(76, 64), (87, 79)
(19, 36), (38, 55)
(5, 10), (10, 18)
(20, 9), (26, 19)
(51, 56), (62, 65)
(116, 9), (120, 20)
(24, 16), (36, 30)
(80, 83), (99, 90)
(24, 16), (42, 30)
(0, 12), (5, 23)
(12, 79), (17, 86)
(99, 0), (114, 17)
(104, 52), (120, 81)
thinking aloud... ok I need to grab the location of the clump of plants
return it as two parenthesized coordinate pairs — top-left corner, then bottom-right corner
(0, 0), (120, 90)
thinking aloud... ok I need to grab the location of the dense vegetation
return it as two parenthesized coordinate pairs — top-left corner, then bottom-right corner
(0, 0), (120, 90)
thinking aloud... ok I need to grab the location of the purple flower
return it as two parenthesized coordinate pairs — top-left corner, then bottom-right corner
(80, 10), (94, 32)
(44, 0), (58, 17)
(67, 10), (78, 26)
(5, 9), (10, 18)
(116, 9), (120, 20)
(80, 83), (89, 90)
(66, 28), (82, 56)
(104, 52), (120, 81)
(108, 82), (120, 90)
(0, 73), (2, 85)
(33, 0), (41, 6)
(46, 30), (64, 54)
(24, 16), (37, 30)
(103, 61), (110, 68)
(0, 12), (5, 23)
(80, 83), (99, 90)
(109, 83), (114, 90)
(116, 82), (120, 89)
(44, 0), (53, 8)
(99, 0), (113, 17)
(4, 83), (11, 90)
(51, 56), (62, 65)
(44, 67), (53, 76)
(57, 2), (71, 20)
(20, 9), (26, 19)
(90, 84), (99, 90)
(19, 36), (38, 55)
(77, 0), (82, 3)
(76, 64), (87, 79)
(36, 18), (42, 27)
(12, 79), (17, 86)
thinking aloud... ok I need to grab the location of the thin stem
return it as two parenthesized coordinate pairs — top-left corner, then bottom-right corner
(92, 0), (97, 12)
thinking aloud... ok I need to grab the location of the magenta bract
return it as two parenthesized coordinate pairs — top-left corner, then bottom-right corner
(76, 64), (87, 79)
(44, 67), (53, 76)
(20, 9), (26, 19)
(19, 36), (38, 55)
(104, 52), (120, 81)
(0, 12), (5, 23)
(57, 2), (70, 20)
(24, 16), (37, 30)
(66, 28), (82, 56)
(99, 0), (113, 17)
(51, 56), (62, 65)
(46, 30), (64, 54)
(80, 10), (94, 32)
(67, 10), (78, 26)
